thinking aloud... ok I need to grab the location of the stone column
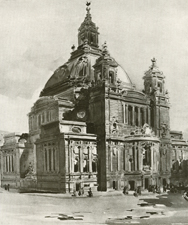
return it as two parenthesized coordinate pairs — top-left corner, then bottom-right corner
(1, 155), (4, 175)
(71, 147), (75, 173)
(138, 107), (141, 127)
(144, 108), (147, 124)
(156, 106), (159, 136)
(69, 146), (72, 173)
(148, 107), (151, 125)
(110, 147), (113, 172)
(123, 104), (125, 123)
(138, 142), (141, 171)
(124, 144), (128, 171)
(134, 143), (137, 171)
(118, 149), (121, 171)
(140, 143), (143, 171)
(89, 147), (92, 172)
(6, 156), (8, 172)
(132, 106), (135, 126)
(51, 149), (54, 172)
(47, 149), (49, 172)
(79, 146), (83, 173)
(7, 155), (10, 172)
(10, 155), (12, 172)
(175, 146), (177, 161)
(151, 145), (153, 171)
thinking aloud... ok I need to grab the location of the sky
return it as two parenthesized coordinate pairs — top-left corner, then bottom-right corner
(0, 0), (188, 138)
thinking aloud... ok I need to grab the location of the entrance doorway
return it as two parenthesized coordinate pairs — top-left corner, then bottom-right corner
(113, 181), (116, 190)
(129, 180), (135, 190)
(145, 178), (149, 189)
(76, 182), (81, 191)
(163, 178), (166, 186)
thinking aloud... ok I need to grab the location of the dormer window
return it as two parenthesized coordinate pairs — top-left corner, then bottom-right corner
(109, 70), (115, 84)
(158, 82), (163, 93)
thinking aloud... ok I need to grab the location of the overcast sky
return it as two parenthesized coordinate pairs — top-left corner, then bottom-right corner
(0, 0), (188, 138)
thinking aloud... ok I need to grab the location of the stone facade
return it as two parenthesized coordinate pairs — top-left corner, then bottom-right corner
(1, 4), (188, 192)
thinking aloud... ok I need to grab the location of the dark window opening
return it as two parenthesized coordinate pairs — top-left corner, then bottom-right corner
(109, 71), (115, 84)
(129, 180), (135, 190)
(74, 157), (79, 172)
(158, 82), (162, 93)
(113, 181), (116, 189)
(92, 160), (97, 172)
(135, 107), (138, 126)
(128, 106), (132, 125)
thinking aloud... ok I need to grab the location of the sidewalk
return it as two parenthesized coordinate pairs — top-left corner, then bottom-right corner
(0, 186), (162, 199)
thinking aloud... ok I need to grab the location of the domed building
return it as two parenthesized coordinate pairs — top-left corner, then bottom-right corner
(1, 3), (188, 193)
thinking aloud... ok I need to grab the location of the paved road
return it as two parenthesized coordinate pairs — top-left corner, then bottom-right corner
(0, 188), (188, 225)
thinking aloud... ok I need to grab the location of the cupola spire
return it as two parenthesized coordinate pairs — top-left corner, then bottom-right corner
(78, 2), (99, 48)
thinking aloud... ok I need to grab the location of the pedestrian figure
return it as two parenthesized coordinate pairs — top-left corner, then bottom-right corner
(78, 188), (82, 196)
(7, 184), (10, 191)
(72, 190), (77, 197)
(137, 186), (142, 195)
(163, 185), (166, 192)
(4, 184), (7, 190)
(123, 186), (128, 195)
(133, 188), (138, 197)
(183, 191), (188, 201)
(81, 187), (84, 196)
(88, 188), (93, 197)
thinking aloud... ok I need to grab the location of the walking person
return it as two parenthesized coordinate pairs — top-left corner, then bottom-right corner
(88, 188), (93, 197)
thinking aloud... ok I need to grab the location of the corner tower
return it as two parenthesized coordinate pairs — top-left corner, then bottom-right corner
(143, 58), (170, 138)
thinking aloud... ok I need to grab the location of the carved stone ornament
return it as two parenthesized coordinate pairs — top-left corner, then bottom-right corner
(141, 123), (154, 136)
(160, 122), (169, 137)
(77, 110), (86, 119)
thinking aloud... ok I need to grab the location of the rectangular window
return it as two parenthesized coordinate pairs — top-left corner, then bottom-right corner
(48, 148), (51, 171)
(46, 111), (49, 122)
(74, 146), (80, 172)
(53, 148), (56, 171)
(117, 150), (121, 171)
(44, 148), (47, 171)
(11, 155), (14, 172)
(38, 114), (41, 126)
(8, 156), (11, 172)
(44, 143), (56, 172)
(5, 156), (7, 172)
(42, 112), (45, 123)
(9, 156), (11, 172)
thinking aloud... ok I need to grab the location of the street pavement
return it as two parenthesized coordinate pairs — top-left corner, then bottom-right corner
(0, 188), (188, 225)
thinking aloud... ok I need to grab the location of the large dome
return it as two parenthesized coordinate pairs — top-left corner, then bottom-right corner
(43, 53), (99, 90)
(43, 54), (133, 92)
